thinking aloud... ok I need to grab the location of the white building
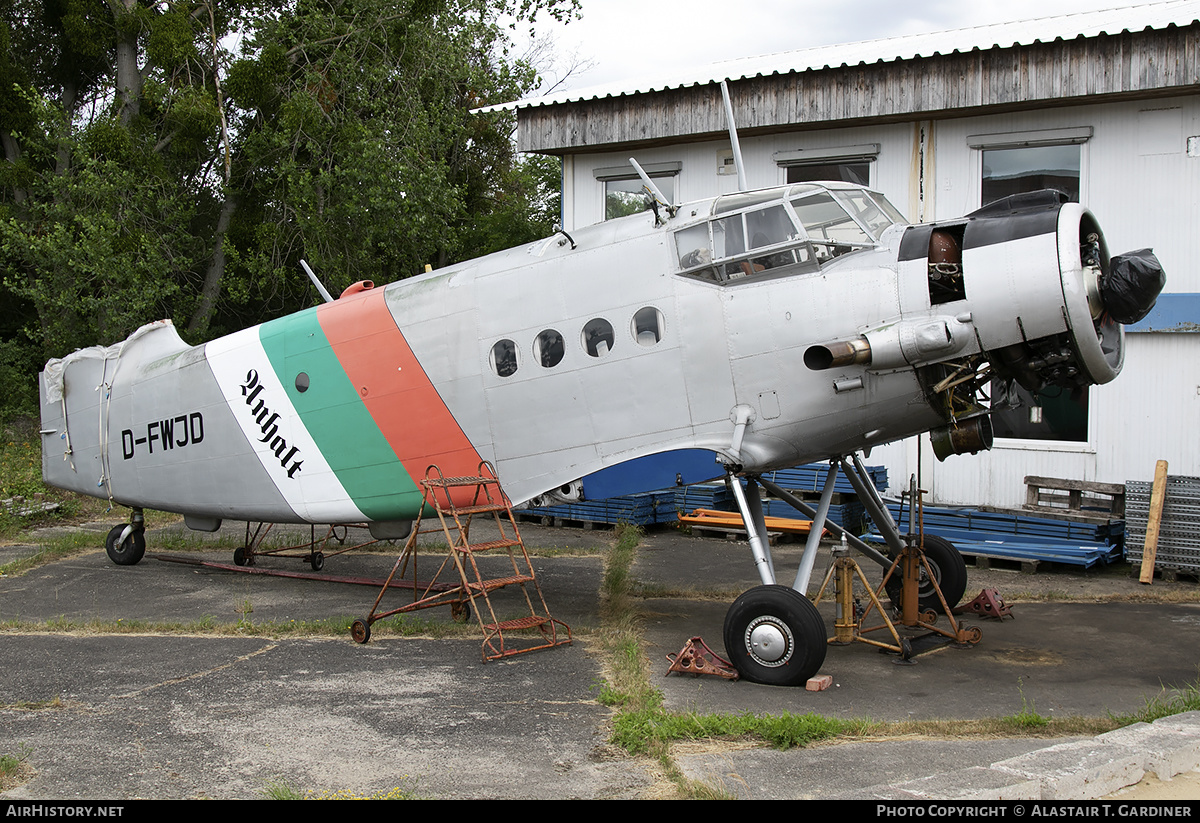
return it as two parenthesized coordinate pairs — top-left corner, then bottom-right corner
(490, 1), (1200, 506)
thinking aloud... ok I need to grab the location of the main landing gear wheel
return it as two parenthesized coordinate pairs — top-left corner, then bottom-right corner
(723, 584), (827, 687)
(105, 525), (146, 566)
(886, 534), (967, 613)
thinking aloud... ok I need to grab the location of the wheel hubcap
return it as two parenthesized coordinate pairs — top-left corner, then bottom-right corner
(919, 558), (941, 598)
(745, 616), (794, 667)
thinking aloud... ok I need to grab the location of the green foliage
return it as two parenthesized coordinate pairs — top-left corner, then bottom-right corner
(0, 742), (32, 777)
(610, 705), (866, 755)
(262, 777), (422, 800)
(1112, 678), (1200, 725)
(261, 779), (307, 800)
(1004, 677), (1050, 729)
(0, 0), (578, 423)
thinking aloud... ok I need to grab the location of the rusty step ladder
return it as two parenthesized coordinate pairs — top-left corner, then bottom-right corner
(352, 461), (571, 662)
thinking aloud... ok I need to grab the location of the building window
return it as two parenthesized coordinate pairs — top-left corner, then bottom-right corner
(594, 161), (681, 221)
(604, 175), (676, 220)
(774, 144), (879, 188)
(990, 382), (1089, 442)
(981, 145), (1080, 206)
(786, 161), (870, 186)
(972, 131), (1091, 443)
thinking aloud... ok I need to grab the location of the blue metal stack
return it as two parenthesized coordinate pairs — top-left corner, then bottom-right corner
(756, 463), (887, 534)
(514, 490), (678, 527)
(514, 462), (888, 532)
(869, 501), (1123, 568)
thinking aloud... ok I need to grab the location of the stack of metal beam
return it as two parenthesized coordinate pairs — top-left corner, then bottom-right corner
(1125, 475), (1200, 575)
(869, 502), (1123, 568)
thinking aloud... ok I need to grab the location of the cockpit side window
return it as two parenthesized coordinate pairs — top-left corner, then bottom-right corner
(675, 200), (817, 284)
(832, 189), (906, 237)
(789, 191), (874, 263)
(675, 186), (905, 285)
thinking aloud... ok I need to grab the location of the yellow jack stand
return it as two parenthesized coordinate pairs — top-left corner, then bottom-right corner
(878, 535), (983, 648)
(814, 538), (913, 661)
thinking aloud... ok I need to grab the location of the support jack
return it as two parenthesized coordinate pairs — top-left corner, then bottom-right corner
(813, 536), (913, 662)
(878, 532), (983, 652)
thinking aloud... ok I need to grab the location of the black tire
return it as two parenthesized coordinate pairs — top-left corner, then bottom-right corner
(105, 525), (146, 566)
(351, 618), (371, 644)
(310, 551), (324, 572)
(723, 585), (827, 687)
(886, 534), (967, 613)
(233, 547), (247, 567)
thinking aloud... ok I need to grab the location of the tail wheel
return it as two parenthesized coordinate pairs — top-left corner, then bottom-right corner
(723, 585), (827, 687)
(885, 534), (967, 613)
(105, 525), (146, 566)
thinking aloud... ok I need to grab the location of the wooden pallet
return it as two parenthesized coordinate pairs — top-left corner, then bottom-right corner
(1024, 475), (1125, 521)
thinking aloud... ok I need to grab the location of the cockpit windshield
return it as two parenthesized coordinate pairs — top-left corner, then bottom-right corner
(675, 184), (906, 285)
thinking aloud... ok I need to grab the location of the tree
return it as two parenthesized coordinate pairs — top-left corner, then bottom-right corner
(0, 0), (576, 422)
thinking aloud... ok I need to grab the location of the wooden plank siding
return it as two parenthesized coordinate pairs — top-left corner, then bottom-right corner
(518, 25), (1200, 155)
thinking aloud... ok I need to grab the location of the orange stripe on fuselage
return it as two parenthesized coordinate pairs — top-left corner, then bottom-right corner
(315, 289), (485, 505)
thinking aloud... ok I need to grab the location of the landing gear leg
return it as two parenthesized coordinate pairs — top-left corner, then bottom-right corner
(105, 508), (146, 566)
(722, 467), (835, 686)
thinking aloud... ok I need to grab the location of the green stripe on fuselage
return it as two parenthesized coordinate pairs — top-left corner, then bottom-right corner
(258, 309), (423, 520)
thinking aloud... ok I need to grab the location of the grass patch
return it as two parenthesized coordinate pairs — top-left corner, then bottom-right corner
(1112, 678), (1200, 725)
(262, 777), (421, 800)
(1, 697), (63, 711)
(0, 530), (103, 577)
(0, 426), (114, 542)
(612, 707), (872, 754)
(0, 742), (34, 793)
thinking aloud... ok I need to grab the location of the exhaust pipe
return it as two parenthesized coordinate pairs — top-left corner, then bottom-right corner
(930, 416), (993, 461)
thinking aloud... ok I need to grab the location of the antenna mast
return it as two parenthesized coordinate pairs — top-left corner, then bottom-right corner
(720, 79), (748, 192)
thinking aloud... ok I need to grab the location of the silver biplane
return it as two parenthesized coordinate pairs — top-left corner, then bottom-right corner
(39, 143), (1162, 685)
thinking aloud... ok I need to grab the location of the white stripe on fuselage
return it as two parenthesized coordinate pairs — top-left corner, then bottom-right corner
(205, 327), (365, 523)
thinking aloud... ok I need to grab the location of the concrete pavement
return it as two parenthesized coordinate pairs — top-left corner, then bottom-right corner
(2, 519), (1199, 799)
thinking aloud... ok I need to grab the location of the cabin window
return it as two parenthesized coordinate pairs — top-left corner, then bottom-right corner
(582, 319), (615, 357)
(295, 372), (310, 393)
(632, 307), (664, 346)
(534, 329), (565, 367)
(490, 339), (519, 377)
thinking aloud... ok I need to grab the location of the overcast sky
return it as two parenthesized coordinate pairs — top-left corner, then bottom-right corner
(526, 0), (1142, 94)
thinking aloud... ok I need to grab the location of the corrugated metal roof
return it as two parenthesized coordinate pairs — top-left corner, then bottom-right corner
(477, 1), (1200, 113)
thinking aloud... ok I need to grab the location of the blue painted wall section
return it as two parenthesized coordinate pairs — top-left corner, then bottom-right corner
(1125, 293), (1200, 333)
(580, 449), (725, 500)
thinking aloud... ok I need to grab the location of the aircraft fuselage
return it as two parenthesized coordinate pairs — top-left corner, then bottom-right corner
(40, 182), (1146, 536)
